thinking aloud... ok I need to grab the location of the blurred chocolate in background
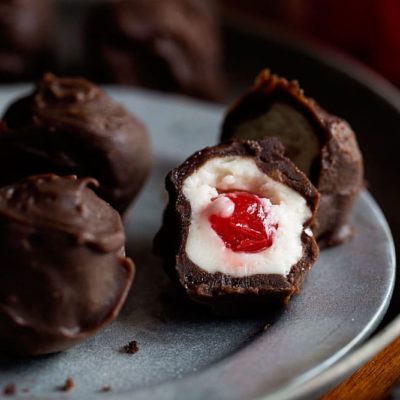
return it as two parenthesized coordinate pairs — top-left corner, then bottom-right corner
(85, 0), (226, 101)
(0, 0), (54, 82)
(1, 0), (400, 95)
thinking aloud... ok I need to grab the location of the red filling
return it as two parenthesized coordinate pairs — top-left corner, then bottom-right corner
(208, 191), (277, 253)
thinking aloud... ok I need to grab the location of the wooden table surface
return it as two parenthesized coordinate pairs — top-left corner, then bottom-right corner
(321, 337), (400, 400)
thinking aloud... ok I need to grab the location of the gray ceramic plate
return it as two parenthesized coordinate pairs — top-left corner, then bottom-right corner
(0, 87), (395, 400)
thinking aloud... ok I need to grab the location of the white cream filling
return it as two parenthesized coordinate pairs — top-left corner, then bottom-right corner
(182, 156), (312, 277)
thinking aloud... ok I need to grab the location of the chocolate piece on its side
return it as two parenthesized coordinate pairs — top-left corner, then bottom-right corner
(85, 0), (225, 101)
(221, 70), (364, 246)
(154, 138), (319, 314)
(0, 73), (151, 213)
(0, 0), (53, 82)
(0, 175), (135, 356)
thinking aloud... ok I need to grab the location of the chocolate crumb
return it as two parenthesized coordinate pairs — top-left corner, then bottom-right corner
(100, 385), (111, 392)
(120, 340), (139, 354)
(3, 383), (16, 396)
(59, 377), (75, 392)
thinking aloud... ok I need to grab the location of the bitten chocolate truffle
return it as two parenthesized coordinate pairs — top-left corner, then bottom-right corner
(0, 175), (135, 356)
(0, 73), (151, 213)
(85, 0), (225, 100)
(221, 70), (364, 246)
(154, 138), (319, 313)
(0, 0), (53, 82)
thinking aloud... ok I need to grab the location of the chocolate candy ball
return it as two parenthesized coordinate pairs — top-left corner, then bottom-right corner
(0, 175), (134, 356)
(0, 73), (152, 213)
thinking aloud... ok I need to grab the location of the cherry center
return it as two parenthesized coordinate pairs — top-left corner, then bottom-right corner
(208, 191), (277, 253)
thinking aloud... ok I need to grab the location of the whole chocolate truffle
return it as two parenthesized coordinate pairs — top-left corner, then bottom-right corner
(0, 0), (53, 82)
(0, 73), (151, 213)
(85, 0), (225, 100)
(154, 138), (319, 314)
(0, 175), (134, 356)
(221, 70), (364, 246)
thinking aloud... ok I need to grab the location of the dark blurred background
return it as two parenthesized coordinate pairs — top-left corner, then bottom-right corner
(2, 0), (400, 92)
(220, 0), (400, 87)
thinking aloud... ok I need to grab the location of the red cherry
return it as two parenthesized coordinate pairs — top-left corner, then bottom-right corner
(208, 191), (277, 253)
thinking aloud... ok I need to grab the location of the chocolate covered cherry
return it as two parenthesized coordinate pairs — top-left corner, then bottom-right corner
(0, 73), (152, 213)
(154, 138), (319, 313)
(221, 70), (363, 246)
(0, 175), (134, 356)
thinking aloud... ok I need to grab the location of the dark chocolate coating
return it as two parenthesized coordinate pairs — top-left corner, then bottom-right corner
(0, 0), (53, 82)
(0, 175), (135, 356)
(154, 138), (319, 313)
(221, 70), (364, 246)
(85, 0), (225, 101)
(0, 73), (152, 213)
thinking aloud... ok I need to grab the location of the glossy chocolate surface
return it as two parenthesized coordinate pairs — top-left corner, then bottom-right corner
(0, 74), (151, 213)
(0, 175), (134, 356)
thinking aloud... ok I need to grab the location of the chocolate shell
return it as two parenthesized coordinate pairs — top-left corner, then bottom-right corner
(154, 138), (319, 313)
(0, 73), (152, 213)
(0, 175), (135, 356)
(221, 70), (364, 246)
(0, 0), (53, 82)
(85, 0), (225, 101)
